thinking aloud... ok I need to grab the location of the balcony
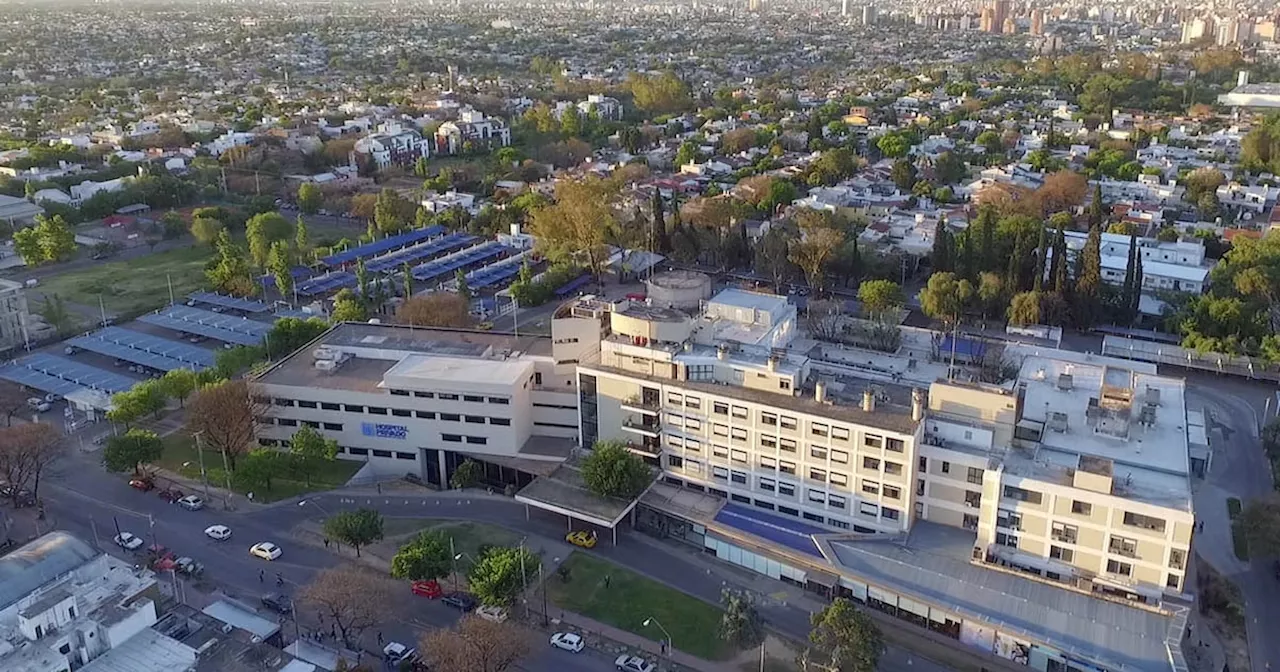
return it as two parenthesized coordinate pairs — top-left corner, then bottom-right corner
(996, 517), (1022, 532)
(621, 418), (661, 438)
(1108, 544), (1139, 559)
(624, 439), (662, 458)
(1051, 531), (1078, 545)
(620, 396), (660, 416)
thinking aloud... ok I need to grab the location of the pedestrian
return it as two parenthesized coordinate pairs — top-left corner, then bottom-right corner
(604, 575), (611, 588)
(318, 613), (324, 625)
(259, 569), (264, 583)
(323, 537), (330, 549)
(330, 625), (336, 640)
(376, 483), (382, 494)
(660, 639), (667, 655)
(377, 631), (383, 646)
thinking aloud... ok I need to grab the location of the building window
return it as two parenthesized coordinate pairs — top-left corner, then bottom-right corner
(859, 502), (879, 516)
(321, 402), (340, 411)
(348, 447), (369, 456)
(1051, 522), (1078, 544)
(803, 511), (825, 523)
(488, 397), (509, 405)
(712, 402), (729, 415)
(667, 392), (683, 406)
(1002, 485), (1043, 505)
(940, 461), (950, 474)
(415, 411), (437, 419)
(996, 532), (1019, 548)
(882, 507), (900, 521)
(688, 365), (714, 381)
(884, 462), (902, 476)
(780, 416), (797, 430)
(685, 396), (701, 410)
(344, 404), (365, 413)
(1169, 549), (1186, 570)
(828, 517), (850, 529)
(779, 461), (796, 475)
(831, 426), (849, 441)
(278, 418), (298, 427)
(1106, 559), (1133, 576)
(778, 505), (799, 517)
(1109, 536), (1138, 558)
(808, 489), (826, 504)
(323, 422), (343, 431)
(713, 445), (729, 458)
(731, 428), (748, 441)
(829, 495), (847, 509)
(731, 471), (747, 484)
(829, 472), (848, 486)
(686, 439), (702, 453)
(731, 493), (751, 504)
(779, 380), (791, 391)
(811, 423), (828, 438)
(437, 393), (458, 401)
(668, 455), (684, 469)
(465, 436), (487, 445)
(441, 413), (460, 422)
(396, 452), (416, 460)
(372, 449), (392, 458)
(778, 482), (795, 497)
(964, 491), (982, 508)
(754, 499), (776, 511)
(1123, 511), (1167, 533)
(761, 436), (778, 449)
(392, 409), (411, 417)
(303, 420), (320, 428)
(666, 435), (684, 449)
(390, 389), (410, 397)
(759, 456), (776, 469)
(713, 424), (729, 437)
(274, 398), (295, 407)
(862, 456), (880, 470)
(1072, 500), (1093, 515)
(759, 477), (776, 492)
(863, 434), (883, 449)
(712, 466), (729, 481)
(966, 467), (983, 485)
(462, 395), (482, 403)
(883, 485), (901, 500)
(761, 412), (778, 426)
(731, 406), (748, 419)
(413, 391), (434, 398)
(779, 438), (797, 453)
(810, 446), (827, 460)
(831, 449), (848, 464)
(918, 456), (927, 472)
(1167, 573), (1181, 589)
(491, 417), (511, 426)
(368, 407), (388, 416)
(731, 449), (747, 463)
(861, 481), (880, 495)
(809, 468), (827, 482)
(886, 438), (905, 453)
(962, 514), (978, 530)
(465, 415), (485, 424)
(442, 434), (462, 443)
(298, 400), (318, 408)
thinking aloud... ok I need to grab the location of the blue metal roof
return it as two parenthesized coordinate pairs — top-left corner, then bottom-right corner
(712, 503), (825, 558)
(1, 353), (136, 395)
(187, 292), (271, 313)
(467, 260), (523, 290)
(137, 306), (270, 346)
(939, 335), (987, 359)
(366, 232), (477, 273)
(68, 327), (215, 371)
(320, 225), (447, 267)
(297, 271), (357, 297)
(411, 241), (511, 283)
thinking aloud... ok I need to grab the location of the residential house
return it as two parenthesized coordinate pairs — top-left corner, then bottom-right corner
(435, 108), (511, 156)
(353, 122), (431, 170)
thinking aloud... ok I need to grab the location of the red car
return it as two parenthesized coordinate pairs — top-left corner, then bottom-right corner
(129, 477), (155, 492)
(411, 580), (442, 599)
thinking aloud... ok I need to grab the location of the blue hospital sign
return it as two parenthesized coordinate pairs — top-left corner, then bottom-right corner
(361, 423), (408, 440)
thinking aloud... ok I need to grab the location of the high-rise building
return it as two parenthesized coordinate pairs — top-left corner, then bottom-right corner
(862, 4), (875, 25)
(1030, 8), (1045, 35)
(1181, 17), (1211, 44)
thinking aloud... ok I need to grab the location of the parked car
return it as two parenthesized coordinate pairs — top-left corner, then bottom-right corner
(157, 488), (184, 503)
(129, 477), (155, 491)
(550, 632), (585, 653)
(26, 397), (50, 413)
(205, 525), (232, 541)
(615, 655), (655, 672)
(441, 593), (477, 612)
(260, 593), (292, 614)
(250, 542), (282, 561)
(410, 579), (442, 598)
(566, 530), (597, 548)
(175, 556), (204, 576)
(113, 532), (144, 550)
(476, 605), (508, 622)
(383, 642), (417, 664)
(177, 495), (204, 511)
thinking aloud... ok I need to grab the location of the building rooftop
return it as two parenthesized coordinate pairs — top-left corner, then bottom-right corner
(78, 628), (196, 672)
(0, 531), (98, 611)
(515, 453), (649, 528)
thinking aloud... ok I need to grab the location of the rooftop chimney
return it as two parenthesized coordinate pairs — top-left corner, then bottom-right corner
(767, 355), (778, 373)
(716, 344), (728, 361)
(862, 389), (875, 413)
(911, 388), (925, 421)
(815, 380), (827, 404)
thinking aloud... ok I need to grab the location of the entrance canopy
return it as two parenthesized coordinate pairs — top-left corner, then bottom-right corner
(515, 456), (647, 530)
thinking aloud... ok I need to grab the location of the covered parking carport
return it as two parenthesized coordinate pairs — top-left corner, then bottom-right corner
(514, 457), (648, 546)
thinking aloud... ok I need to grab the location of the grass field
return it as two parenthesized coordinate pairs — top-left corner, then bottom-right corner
(155, 432), (363, 503)
(545, 552), (732, 660)
(1227, 497), (1249, 560)
(382, 519), (523, 556)
(38, 244), (213, 317)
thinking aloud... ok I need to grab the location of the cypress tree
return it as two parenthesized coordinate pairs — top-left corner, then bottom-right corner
(1075, 223), (1103, 327)
(1088, 184), (1105, 228)
(1033, 224), (1048, 292)
(976, 205), (997, 274)
(931, 217), (953, 273)
(1051, 225), (1068, 293)
(1130, 248), (1144, 322)
(1122, 232), (1138, 320)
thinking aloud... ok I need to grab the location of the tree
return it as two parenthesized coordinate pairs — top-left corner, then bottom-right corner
(1036, 170), (1088, 215)
(268, 240), (294, 300)
(720, 588), (764, 648)
(1074, 224), (1103, 327)
(103, 429), (164, 475)
(297, 182), (323, 215)
(375, 188), (410, 235)
(420, 617), (535, 672)
(237, 448), (288, 492)
(300, 568), (396, 649)
(186, 379), (263, 471)
(455, 269), (471, 302)
(930, 218), (953, 273)
(919, 272), (973, 328)
(755, 227), (796, 292)
(580, 440), (652, 499)
(1007, 291), (1042, 326)
(0, 422), (61, 501)
(331, 288), (368, 322)
(932, 151), (967, 184)
(397, 293), (472, 328)
(265, 317), (329, 358)
(207, 229), (256, 296)
(976, 272), (1005, 319)
(876, 132), (912, 158)
(1033, 225), (1048, 292)
(245, 212), (292, 268)
(1048, 215), (1069, 293)
(468, 546), (539, 607)
(12, 226), (42, 265)
(190, 215), (225, 246)
(975, 130), (1003, 156)
(625, 71), (692, 114)
(35, 214), (76, 263)
(529, 176), (616, 282)
(107, 380), (168, 426)
(890, 159), (917, 192)
(1235, 495), (1280, 559)
(559, 106), (583, 138)
(391, 530), (453, 581)
(295, 216), (310, 258)
(798, 598), (882, 672)
(857, 280), (903, 319)
(290, 426), (338, 486)
(1087, 184), (1105, 228)
(450, 459), (484, 489)
(40, 294), (72, 334)
(0, 384), (25, 426)
(323, 508), (384, 558)
(674, 141), (700, 168)
(159, 368), (198, 408)
(789, 215), (846, 292)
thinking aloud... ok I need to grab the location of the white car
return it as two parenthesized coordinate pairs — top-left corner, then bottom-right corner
(178, 495), (204, 511)
(204, 525), (232, 541)
(550, 632), (585, 653)
(382, 642), (416, 663)
(249, 542), (282, 560)
(113, 532), (143, 550)
(615, 655), (655, 672)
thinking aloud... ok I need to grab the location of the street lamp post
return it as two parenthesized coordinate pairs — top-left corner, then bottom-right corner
(450, 537), (458, 593)
(192, 431), (212, 500)
(642, 617), (672, 657)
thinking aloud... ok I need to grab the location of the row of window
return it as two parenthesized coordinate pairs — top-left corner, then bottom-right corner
(264, 410), (512, 427)
(387, 391), (510, 405)
(668, 454), (902, 516)
(1001, 485), (1171, 536)
(258, 437), (416, 461)
(442, 434), (488, 445)
(663, 476), (896, 532)
(271, 397), (514, 422)
(664, 393), (903, 450)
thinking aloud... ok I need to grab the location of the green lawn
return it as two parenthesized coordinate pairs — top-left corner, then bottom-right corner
(383, 519), (522, 557)
(155, 432), (363, 503)
(38, 245), (213, 317)
(1227, 497), (1249, 561)
(545, 552), (733, 660)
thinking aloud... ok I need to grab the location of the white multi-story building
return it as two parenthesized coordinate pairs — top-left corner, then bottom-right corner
(352, 122), (431, 170)
(0, 278), (31, 352)
(1057, 231), (1213, 308)
(0, 532), (195, 672)
(435, 108), (511, 156)
(252, 322), (579, 488)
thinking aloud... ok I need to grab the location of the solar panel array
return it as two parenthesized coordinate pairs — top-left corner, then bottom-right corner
(297, 272), (356, 297)
(137, 306), (270, 346)
(365, 232), (478, 273)
(321, 225), (447, 267)
(274, 308), (320, 320)
(0, 353), (136, 395)
(187, 292), (271, 313)
(411, 242), (510, 283)
(467, 260), (523, 290)
(68, 327), (215, 371)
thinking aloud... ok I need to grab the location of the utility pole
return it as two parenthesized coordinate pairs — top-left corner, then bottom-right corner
(220, 448), (233, 509)
(193, 431), (212, 500)
(167, 273), (175, 306)
(254, 171), (261, 195)
(219, 167), (227, 194)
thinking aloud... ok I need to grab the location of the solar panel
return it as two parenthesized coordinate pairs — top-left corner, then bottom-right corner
(320, 225), (447, 267)
(187, 292), (271, 313)
(297, 271), (357, 297)
(365, 233), (478, 273)
(68, 327), (215, 371)
(0, 365), (85, 397)
(137, 306), (270, 346)
(411, 242), (510, 283)
(467, 261), (523, 290)
(274, 309), (320, 320)
(6, 354), (137, 394)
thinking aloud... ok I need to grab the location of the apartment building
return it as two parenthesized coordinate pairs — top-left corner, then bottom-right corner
(352, 122), (431, 170)
(252, 322), (578, 489)
(1054, 230), (1212, 312)
(0, 278), (32, 352)
(919, 354), (1193, 602)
